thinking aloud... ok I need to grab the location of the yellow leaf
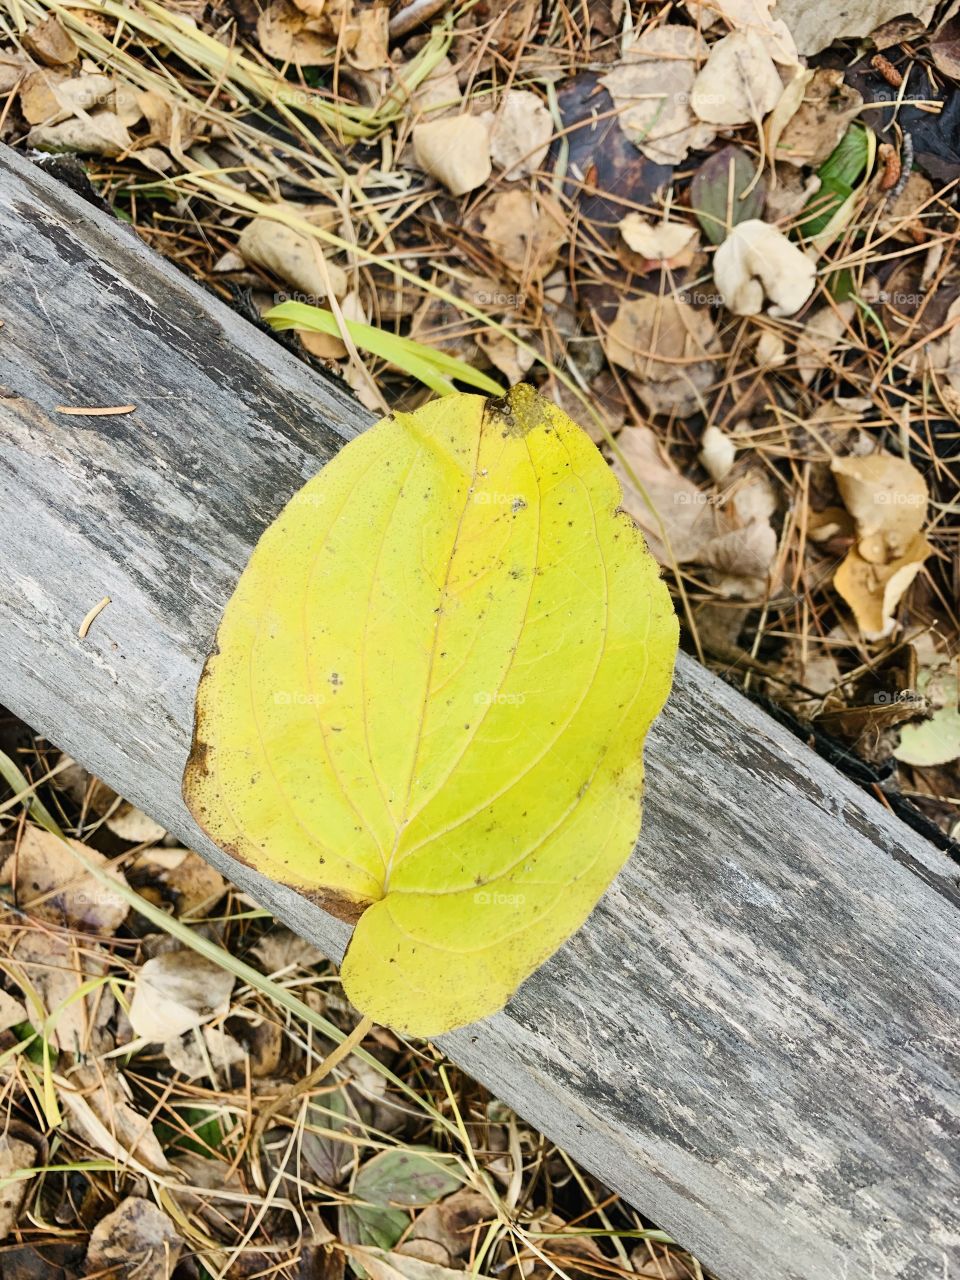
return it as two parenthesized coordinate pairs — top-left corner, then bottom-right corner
(183, 385), (678, 1036)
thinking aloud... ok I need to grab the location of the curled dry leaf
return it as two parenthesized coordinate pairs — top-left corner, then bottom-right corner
(128, 951), (235, 1041)
(770, 68), (864, 169)
(0, 825), (129, 934)
(690, 30), (783, 127)
(239, 215), (347, 300)
(474, 189), (567, 282)
(833, 536), (932, 640)
(771, 0), (937, 56)
(602, 295), (719, 419)
(10, 932), (114, 1054)
(830, 451), (931, 638)
(86, 1197), (182, 1280)
(618, 214), (699, 264)
(600, 25), (716, 166)
(714, 218), (816, 317)
(413, 115), (492, 196)
(830, 453), (928, 563)
(489, 89), (553, 178)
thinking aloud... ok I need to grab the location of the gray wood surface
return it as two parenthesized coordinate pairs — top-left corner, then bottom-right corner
(1, 144), (958, 1280)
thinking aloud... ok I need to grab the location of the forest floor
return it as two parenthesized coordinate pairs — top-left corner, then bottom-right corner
(1, 0), (960, 1276)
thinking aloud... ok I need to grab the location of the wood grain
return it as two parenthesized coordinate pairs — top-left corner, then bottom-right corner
(0, 145), (958, 1280)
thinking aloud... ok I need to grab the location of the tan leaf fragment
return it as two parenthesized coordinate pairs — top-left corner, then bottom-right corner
(128, 951), (235, 1042)
(0, 1135), (37, 1235)
(714, 218), (816, 317)
(0, 826), (129, 934)
(770, 69), (864, 168)
(474, 189), (568, 282)
(27, 111), (132, 157)
(413, 116), (492, 196)
(602, 296), (718, 418)
(683, 0), (799, 64)
(690, 30), (784, 126)
(618, 214), (699, 263)
(238, 215), (348, 300)
(489, 89), (553, 178)
(700, 425), (736, 481)
(86, 1197), (183, 1280)
(59, 1066), (171, 1172)
(22, 16), (77, 66)
(409, 56), (461, 119)
(257, 0), (335, 65)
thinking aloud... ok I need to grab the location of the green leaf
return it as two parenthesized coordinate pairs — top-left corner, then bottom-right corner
(264, 301), (503, 397)
(798, 124), (871, 238)
(339, 1148), (461, 1252)
(690, 145), (766, 246)
(183, 385), (678, 1035)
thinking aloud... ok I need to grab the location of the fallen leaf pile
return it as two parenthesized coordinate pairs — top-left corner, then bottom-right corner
(0, 749), (704, 1278)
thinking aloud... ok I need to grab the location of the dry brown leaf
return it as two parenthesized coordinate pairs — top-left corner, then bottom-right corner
(618, 214), (699, 263)
(0, 988), (27, 1032)
(489, 89), (553, 178)
(795, 302), (854, 384)
(600, 26), (716, 166)
(86, 1197), (182, 1280)
(690, 30), (783, 126)
(22, 16), (77, 66)
(0, 51), (30, 94)
(410, 1189), (492, 1260)
(474, 189), (567, 282)
(413, 116), (491, 195)
(239, 215), (347, 300)
(683, 0), (799, 63)
(603, 296), (718, 418)
(128, 847), (226, 918)
(163, 1024), (246, 1080)
(128, 951), (235, 1042)
(60, 1065), (170, 1173)
(770, 69), (864, 168)
(772, 0), (937, 55)
(831, 454), (928, 564)
(10, 932), (114, 1054)
(0, 826), (129, 934)
(257, 0), (334, 65)
(834, 536), (933, 640)
(714, 219), (816, 317)
(0, 1135), (37, 1235)
(611, 426), (721, 563)
(27, 111), (132, 157)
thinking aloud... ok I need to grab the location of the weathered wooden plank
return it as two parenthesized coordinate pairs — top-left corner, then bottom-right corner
(0, 144), (958, 1280)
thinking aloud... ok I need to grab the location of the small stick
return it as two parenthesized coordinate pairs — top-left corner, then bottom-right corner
(389, 0), (452, 40)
